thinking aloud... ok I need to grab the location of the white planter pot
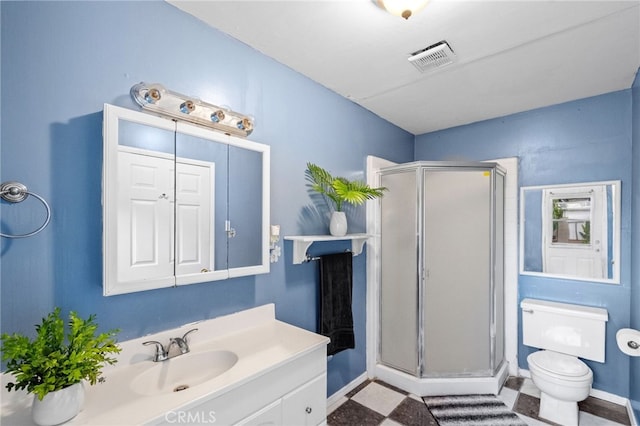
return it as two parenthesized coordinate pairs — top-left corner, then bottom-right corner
(32, 382), (85, 426)
(329, 211), (348, 237)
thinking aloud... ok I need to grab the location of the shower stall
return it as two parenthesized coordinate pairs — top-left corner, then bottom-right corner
(376, 161), (507, 395)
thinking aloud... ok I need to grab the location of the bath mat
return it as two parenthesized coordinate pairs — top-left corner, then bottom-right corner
(423, 394), (527, 426)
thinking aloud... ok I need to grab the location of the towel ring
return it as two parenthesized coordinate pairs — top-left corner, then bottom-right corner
(0, 181), (51, 238)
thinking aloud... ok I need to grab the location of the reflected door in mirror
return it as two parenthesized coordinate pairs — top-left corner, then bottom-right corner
(117, 148), (175, 287)
(520, 180), (620, 284)
(175, 160), (213, 276)
(542, 186), (605, 279)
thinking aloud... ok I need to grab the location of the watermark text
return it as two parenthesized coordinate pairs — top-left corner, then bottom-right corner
(164, 410), (216, 424)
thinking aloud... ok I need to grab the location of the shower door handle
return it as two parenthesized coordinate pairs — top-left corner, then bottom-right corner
(423, 268), (430, 280)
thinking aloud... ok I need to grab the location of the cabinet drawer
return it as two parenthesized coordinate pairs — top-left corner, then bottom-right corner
(281, 374), (326, 426)
(236, 399), (282, 426)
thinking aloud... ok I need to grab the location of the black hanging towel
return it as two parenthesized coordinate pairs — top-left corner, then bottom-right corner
(318, 252), (355, 356)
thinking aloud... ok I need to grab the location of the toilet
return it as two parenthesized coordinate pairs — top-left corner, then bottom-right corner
(521, 298), (608, 426)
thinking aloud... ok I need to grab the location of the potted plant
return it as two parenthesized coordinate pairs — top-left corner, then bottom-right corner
(306, 162), (387, 236)
(1, 308), (120, 426)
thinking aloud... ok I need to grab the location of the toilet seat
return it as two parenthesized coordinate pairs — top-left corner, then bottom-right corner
(528, 351), (591, 381)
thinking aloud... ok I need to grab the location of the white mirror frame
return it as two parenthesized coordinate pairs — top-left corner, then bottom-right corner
(102, 104), (270, 296)
(519, 180), (621, 284)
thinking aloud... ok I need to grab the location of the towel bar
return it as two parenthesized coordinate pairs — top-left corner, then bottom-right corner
(304, 249), (352, 263)
(284, 234), (369, 264)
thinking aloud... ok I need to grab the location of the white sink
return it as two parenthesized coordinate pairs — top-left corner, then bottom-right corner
(130, 350), (238, 396)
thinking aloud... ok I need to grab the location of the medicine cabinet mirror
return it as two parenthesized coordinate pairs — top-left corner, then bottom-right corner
(519, 180), (620, 284)
(103, 104), (270, 296)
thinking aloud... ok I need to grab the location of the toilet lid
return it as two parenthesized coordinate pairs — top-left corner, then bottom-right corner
(529, 351), (590, 378)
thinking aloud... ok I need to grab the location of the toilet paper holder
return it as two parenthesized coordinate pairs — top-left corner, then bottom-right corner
(617, 328), (640, 356)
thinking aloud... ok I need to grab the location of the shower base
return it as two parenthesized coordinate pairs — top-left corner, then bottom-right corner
(373, 362), (509, 396)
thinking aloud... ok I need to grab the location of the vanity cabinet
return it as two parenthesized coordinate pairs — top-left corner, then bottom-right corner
(280, 374), (326, 425)
(148, 344), (327, 426)
(0, 305), (329, 426)
(234, 375), (325, 426)
(103, 104), (270, 295)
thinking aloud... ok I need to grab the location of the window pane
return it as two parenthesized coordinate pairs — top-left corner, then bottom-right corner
(551, 197), (591, 244)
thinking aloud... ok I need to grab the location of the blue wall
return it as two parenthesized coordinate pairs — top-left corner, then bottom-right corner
(0, 1), (414, 398)
(3, 0), (639, 411)
(415, 90), (636, 404)
(631, 69), (640, 416)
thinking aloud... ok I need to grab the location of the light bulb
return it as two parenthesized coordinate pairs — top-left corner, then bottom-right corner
(236, 117), (253, 133)
(144, 88), (161, 104)
(377, 0), (429, 19)
(210, 110), (225, 123)
(179, 100), (195, 114)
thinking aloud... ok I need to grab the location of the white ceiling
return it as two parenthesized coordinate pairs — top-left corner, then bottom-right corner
(168, 0), (640, 135)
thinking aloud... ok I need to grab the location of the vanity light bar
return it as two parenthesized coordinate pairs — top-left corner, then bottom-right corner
(130, 82), (254, 137)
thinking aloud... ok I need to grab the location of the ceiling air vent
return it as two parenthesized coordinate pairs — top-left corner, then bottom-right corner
(408, 41), (456, 73)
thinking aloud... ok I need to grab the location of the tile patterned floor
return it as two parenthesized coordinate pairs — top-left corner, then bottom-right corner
(327, 376), (633, 426)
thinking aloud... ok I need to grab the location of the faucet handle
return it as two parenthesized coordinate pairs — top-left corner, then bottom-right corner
(169, 329), (198, 355)
(181, 328), (198, 343)
(143, 340), (168, 362)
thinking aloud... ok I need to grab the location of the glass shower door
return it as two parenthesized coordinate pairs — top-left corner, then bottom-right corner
(379, 168), (419, 375)
(422, 168), (492, 377)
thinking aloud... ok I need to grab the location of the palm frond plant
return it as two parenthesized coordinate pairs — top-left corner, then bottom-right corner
(305, 162), (387, 212)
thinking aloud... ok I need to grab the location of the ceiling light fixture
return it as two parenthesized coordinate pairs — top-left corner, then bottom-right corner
(376, 0), (429, 20)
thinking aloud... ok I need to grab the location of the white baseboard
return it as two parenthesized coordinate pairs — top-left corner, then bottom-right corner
(626, 400), (638, 426)
(589, 387), (629, 407)
(326, 372), (368, 408)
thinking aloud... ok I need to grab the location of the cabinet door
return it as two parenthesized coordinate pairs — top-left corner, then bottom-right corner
(227, 138), (270, 277)
(281, 374), (326, 426)
(175, 125), (229, 281)
(235, 399), (282, 426)
(228, 144), (264, 270)
(103, 105), (177, 295)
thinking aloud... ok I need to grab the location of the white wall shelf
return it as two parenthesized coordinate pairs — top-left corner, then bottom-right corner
(284, 234), (370, 264)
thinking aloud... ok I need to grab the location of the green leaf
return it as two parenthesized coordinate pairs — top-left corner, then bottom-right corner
(0, 308), (121, 398)
(305, 163), (387, 212)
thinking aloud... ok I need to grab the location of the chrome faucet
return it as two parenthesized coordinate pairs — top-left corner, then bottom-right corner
(142, 340), (169, 362)
(142, 328), (198, 362)
(169, 328), (198, 355)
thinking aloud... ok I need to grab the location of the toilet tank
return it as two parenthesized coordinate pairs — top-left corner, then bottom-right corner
(521, 298), (608, 362)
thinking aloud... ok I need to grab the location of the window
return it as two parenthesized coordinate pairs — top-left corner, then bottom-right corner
(551, 197), (591, 244)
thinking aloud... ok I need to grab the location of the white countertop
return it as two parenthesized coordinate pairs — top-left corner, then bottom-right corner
(1, 304), (329, 425)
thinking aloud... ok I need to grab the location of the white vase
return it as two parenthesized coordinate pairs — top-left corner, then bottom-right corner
(32, 382), (85, 426)
(329, 211), (348, 237)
